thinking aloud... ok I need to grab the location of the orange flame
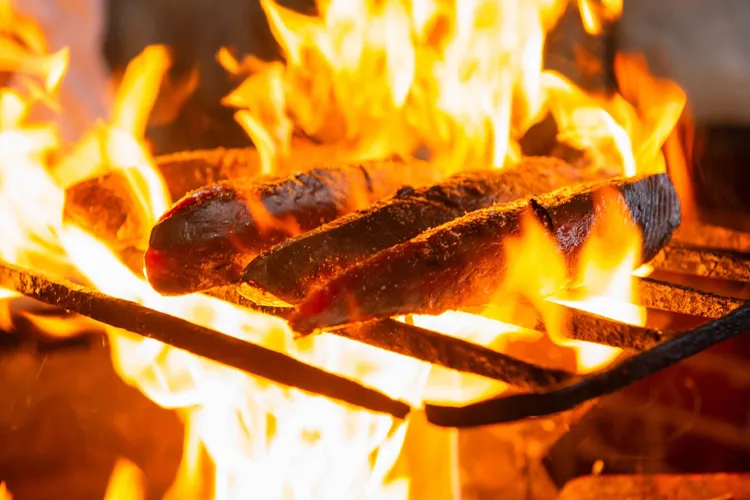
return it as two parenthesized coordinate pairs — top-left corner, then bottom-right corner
(224, 0), (569, 171)
(103, 459), (145, 500)
(61, 225), (424, 498)
(0, 0), (69, 94)
(0, 25), (423, 493)
(0, 482), (11, 500)
(553, 187), (648, 370)
(410, 311), (546, 404)
(402, 188), (645, 390)
(543, 53), (686, 178)
(487, 189), (647, 373)
(243, 192), (302, 238)
(573, 187), (646, 313)
(226, 0), (685, 180)
(0, 0), (691, 498)
(53, 45), (171, 238)
(577, 0), (622, 35)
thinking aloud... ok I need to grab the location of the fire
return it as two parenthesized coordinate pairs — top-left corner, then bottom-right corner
(0, 482), (10, 500)
(552, 186), (649, 371)
(544, 53), (686, 177)
(59, 224), (425, 498)
(225, 0), (684, 178)
(485, 196), (630, 375)
(103, 459), (146, 500)
(577, 0), (622, 35)
(52, 45), (171, 238)
(0, 0), (691, 499)
(561, 186), (648, 327)
(223, 0), (569, 171)
(0, 1), (68, 95)
(407, 187), (652, 381)
(404, 187), (649, 394)
(0, 4), (423, 495)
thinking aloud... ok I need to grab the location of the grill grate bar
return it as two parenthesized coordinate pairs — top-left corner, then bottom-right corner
(0, 261), (411, 419)
(424, 301), (750, 427)
(4, 237), (750, 425)
(652, 243), (750, 283)
(635, 277), (745, 319)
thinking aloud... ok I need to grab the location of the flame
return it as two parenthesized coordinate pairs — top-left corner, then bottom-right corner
(52, 45), (171, 238)
(0, 482), (10, 500)
(664, 114), (695, 220)
(543, 54), (686, 178)
(243, 191), (302, 238)
(23, 312), (91, 338)
(577, 0), (622, 35)
(0, 21), (423, 497)
(405, 188), (646, 393)
(0, 39), (68, 92)
(499, 210), (623, 374)
(409, 311), (552, 404)
(552, 187), (648, 371)
(0, 0), (691, 498)
(103, 459), (145, 500)
(481, 188), (649, 374)
(565, 187), (646, 324)
(60, 222), (424, 498)
(224, 0), (568, 170)
(0, 0), (69, 94)
(226, 0), (684, 179)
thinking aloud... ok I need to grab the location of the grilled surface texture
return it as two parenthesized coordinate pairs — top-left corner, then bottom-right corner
(290, 173), (681, 333)
(145, 159), (437, 295)
(242, 157), (599, 302)
(64, 148), (266, 251)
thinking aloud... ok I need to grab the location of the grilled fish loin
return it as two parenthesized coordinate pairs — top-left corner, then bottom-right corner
(242, 157), (597, 302)
(289, 173), (682, 333)
(145, 159), (437, 295)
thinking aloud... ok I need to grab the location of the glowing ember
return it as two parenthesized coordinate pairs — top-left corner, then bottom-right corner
(0, 0), (690, 499)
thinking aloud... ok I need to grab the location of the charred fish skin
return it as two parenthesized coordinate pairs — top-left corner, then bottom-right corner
(145, 159), (436, 295)
(289, 173), (681, 333)
(242, 157), (593, 303)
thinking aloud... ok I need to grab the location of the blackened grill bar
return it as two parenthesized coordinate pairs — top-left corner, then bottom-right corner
(1, 245), (749, 425)
(201, 273), (747, 326)
(539, 307), (665, 351)
(424, 301), (750, 427)
(215, 275), (742, 349)
(3, 250), (748, 428)
(635, 277), (745, 319)
(335, 319), (576, 390)
(0, 260), (411, 420)
(651, 243), (750, 283)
